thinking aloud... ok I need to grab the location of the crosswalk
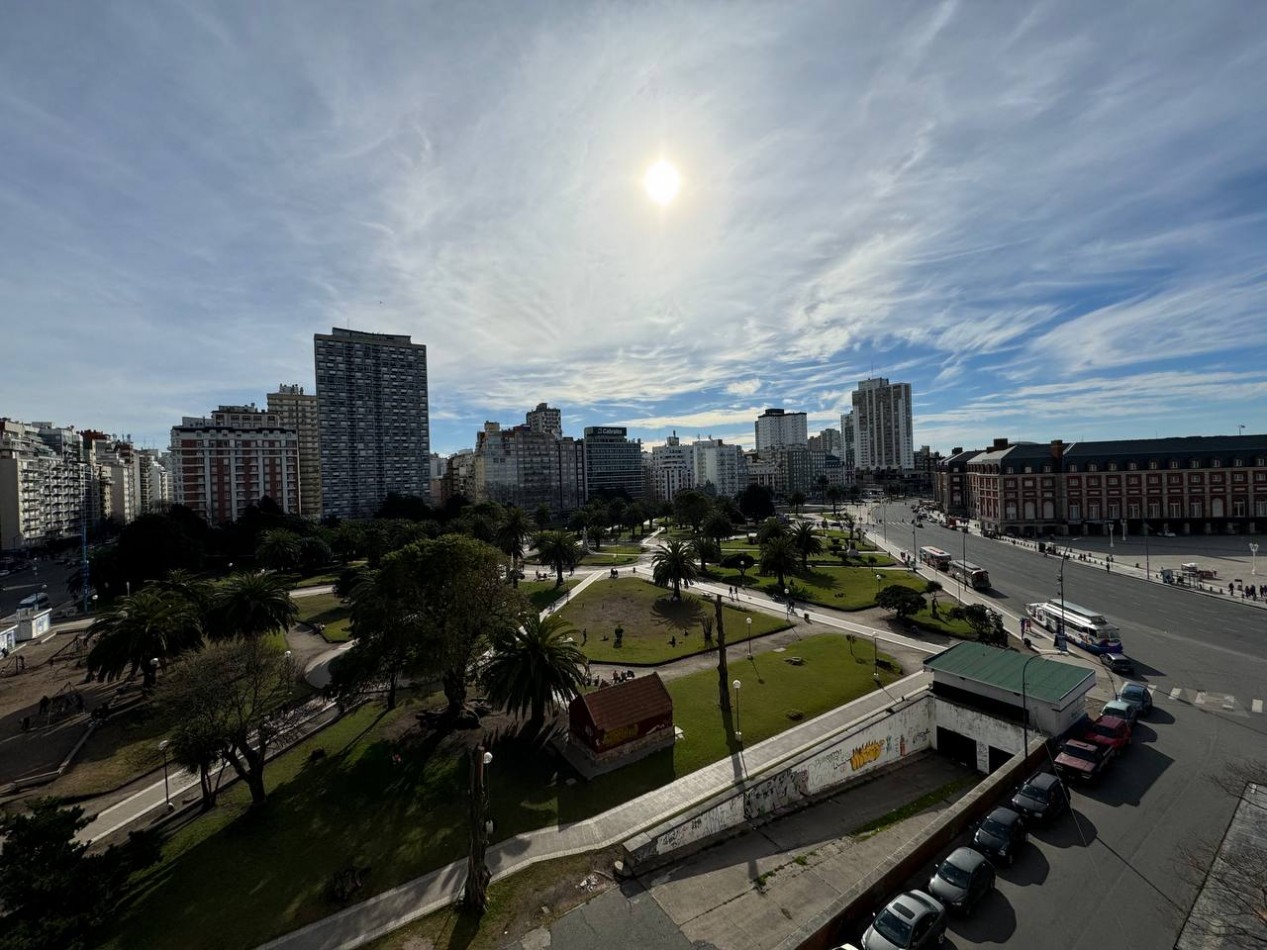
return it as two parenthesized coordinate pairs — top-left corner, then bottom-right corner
(1154, 683), (1267, 716)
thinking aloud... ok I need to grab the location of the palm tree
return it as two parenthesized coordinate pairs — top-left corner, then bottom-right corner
(255, 529), (302, 572)
(826, 486), (842, 517)
(759, 535), (800, 591)
(701, 510), (734, 547)
(86, 588), (205, 684)
(791, 522), (823, 570)
(481, 613), (585, 733)
(534, 530), (580, 587)
(756, 517), (788, 546)
(496, 506), (533, 588)
(652, 539), (700, 601)
(788, 491), (807, 515)
(209, 571), (298, 640)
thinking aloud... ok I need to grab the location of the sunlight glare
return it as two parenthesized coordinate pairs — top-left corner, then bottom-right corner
(643, 160), (681, 206)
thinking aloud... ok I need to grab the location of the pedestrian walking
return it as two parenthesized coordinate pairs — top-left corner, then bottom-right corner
(582, 628), (588, 645)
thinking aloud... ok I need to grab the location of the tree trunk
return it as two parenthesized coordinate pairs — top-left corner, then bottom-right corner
(715, 594), (731, 716)
(223, 745), (268, 808)
(463, 746), (491, 914)
(386, 669), (399, 710)
(197, 763), (217, 810)
(443, 669), (467, 715)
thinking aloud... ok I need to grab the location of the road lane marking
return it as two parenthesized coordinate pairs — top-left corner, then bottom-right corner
(1169, 687), (1182, 700)
(1195, 691), (1207, 705)
(1253, 699), (1263, 714)
(1222, 695), (1236, 710)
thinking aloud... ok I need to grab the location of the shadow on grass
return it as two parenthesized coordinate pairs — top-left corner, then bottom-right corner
(650, 596), (706, 631)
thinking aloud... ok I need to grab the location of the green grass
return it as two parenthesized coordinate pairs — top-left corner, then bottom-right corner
(554, 579), (789, 663)
(108, 634), (901, 950)
(516, 578), (578, 611)
(294, 591), (352, 642)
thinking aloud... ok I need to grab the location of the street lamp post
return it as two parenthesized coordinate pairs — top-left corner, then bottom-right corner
(911, 521), (918, 571)
(1251, 542), (1259, 576)
(1056, 553), (1069, 651)
(875, 573), (883, 596)
(746, 617), (752, 659)
(732, 680), (742, 741)
(1108, 523), (1114, 549)
(158, 739), (173, 810)
(1143, 523), (1151, 579)
(1020, 654), (1043, 755)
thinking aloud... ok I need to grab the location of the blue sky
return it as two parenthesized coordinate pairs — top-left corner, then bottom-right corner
(4, 1), (1266, 457)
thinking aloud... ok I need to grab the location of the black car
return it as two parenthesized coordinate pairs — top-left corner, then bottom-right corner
(1099, 652), (1135, 675)
(927, 847), (995, 914)
(972, 807), (1027, 866)
(1010, 771), (1070, 825)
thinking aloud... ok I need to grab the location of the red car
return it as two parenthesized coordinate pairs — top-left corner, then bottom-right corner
(1083, 715), (1132, 754)
(1055, 738), (1113, 782)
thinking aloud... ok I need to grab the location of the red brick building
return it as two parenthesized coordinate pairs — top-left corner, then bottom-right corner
(953, 435), (1267, 538)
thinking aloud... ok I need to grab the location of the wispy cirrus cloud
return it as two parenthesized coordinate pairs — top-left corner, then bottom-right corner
(1, 1), (1265, 454)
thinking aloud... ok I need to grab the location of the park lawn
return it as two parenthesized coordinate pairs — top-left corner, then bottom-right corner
(517, 578), (578, 612)
(294, 591), (352, 642)
(44, 703), (175, 800)
(905, 605), (977, 639)
(109, 637), (901, 950)
(702, 565), (927, 611)
(576, 550), (640, 566)
(554, 580), (789, 663)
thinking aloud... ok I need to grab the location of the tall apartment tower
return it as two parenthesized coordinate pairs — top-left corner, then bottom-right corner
(851, 378), (914, 471)
(268, 384), (322, 519)
(649, 433), (694, 501)
(582, 426), (645, 500)
(0, 419), (88, 550)
(314, 328), (430, 519)
(754, 408), (808, 454)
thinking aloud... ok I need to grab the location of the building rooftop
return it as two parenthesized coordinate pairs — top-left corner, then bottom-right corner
(924, 642), (1094, 704)
(575, 673), (672, 731)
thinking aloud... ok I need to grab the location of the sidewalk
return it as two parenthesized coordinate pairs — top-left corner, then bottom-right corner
(257, 669), (934, 950)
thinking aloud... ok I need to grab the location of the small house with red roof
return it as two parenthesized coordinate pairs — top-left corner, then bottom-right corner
(567, 673), (674, 773)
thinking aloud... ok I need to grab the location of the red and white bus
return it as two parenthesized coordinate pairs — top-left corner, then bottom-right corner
(948, 559), (991, 590)
(919, 546), (952, 570)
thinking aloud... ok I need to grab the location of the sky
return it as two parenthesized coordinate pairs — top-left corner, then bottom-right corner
(3, 1), (1267, 457)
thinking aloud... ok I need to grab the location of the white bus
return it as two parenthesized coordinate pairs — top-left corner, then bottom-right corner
(947, 559), (991, 590)
(919, 546), (952, 570)
(1025, 602), (1123, 655)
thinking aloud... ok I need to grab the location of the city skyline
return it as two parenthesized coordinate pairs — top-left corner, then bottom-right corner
(4, 2), (1267, 455)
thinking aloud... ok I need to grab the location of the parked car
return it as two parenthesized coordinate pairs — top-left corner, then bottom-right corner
(1099, 652), (1135, 675)
(1118, 682), (1153, 718)
(860, 890), (947, 950)
(971, 807), (1028, 867)
(1083, 715), (1132, 754)
(927, 846), (995, 914)
(1055, 738), (1113, 782)
(1101, 698), (1140, 725)
(1010, 771), (1070, 824)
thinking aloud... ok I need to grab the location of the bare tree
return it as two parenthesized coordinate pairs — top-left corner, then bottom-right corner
(1172, 765), (1267, 949)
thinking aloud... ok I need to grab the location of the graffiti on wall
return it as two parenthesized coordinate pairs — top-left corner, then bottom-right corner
(849, 739), (885, 771)
(744, 767), (811, 820)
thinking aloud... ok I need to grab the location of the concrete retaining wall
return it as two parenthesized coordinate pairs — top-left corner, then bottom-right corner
(624, 693), (935, 870)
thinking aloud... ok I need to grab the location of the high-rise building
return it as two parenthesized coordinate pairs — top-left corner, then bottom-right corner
(526, 403), (563, 438)
(809, 427), (842, 458)
(692, 438), (747, 497)
(133, 448), (171, 514)
(0, 419), (88, 550)
(472, 419), (585, 514)
(840, 411), (857, 469)
(851, 378), (914, 471)
(314, 328), (430, 519)
(169, 406), (299, 525)
(755, 408), (808, 454)
(268, 384), (322, 519)
(583, 427), (644, 499)
(649, 433), (695, 501)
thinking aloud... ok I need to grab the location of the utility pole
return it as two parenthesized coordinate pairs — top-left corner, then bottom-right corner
(715, 594), (731, 717)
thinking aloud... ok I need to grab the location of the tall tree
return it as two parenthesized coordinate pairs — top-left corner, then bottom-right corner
(652, 539), (700, 601)
(209, 571), (298, 640)
(534, 530), (580, 587)
(533, 503), (552, 530)
(673, 489), (713, 534)
(701, 510), (735, 547)
(327, 566), (420, 710)
(791, 521), (823, 570)
(161, 639), (298, 808)
(480, 613), (585, 733)
(0, 799), (158, 950)
(693, 537), (721, 573)
(788, 491), (807, 515)
(758, 535), (800, 591)
(86, 588), (205, 685)
(496, 506), (533, 588)
(876, 584), (925, 620)
(756, 516), (788, 546)
(737, 484), (775, 524)
(826, 485), (842, 516)
(385, 536), (525, 716)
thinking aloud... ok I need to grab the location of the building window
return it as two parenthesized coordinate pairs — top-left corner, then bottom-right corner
(1043, 464), (1052, 473)
(1108, 503), (1120, 519)
(1232, 498), (1246, 517)
(1212, 458), (1222, 467)
(1108, 462), (1118, 471)
(1128, 503), (1140, 519)
(1148, 501), (1161, 518)
(1190, 459), (1200, 469)
(1233, 472), (1246, 483)
(1128, 462), (1138, 471)
(1088, 463), (1098, 472)
(1190, 500), (1203, 518)
(1069, 503), (1081, 521)
(1234, 458), (1243, 467)
(1169, 500), (1182, 518)
(1108, 476), (1120, 486)
(1170, 460), (1179, 469)
(1068, 464), (1078, 473)
(1149, 460), (1158, 470)
(1088, 476), (1101, 488)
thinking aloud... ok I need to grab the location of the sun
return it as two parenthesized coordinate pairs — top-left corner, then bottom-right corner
(643, 159), (681, 206)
